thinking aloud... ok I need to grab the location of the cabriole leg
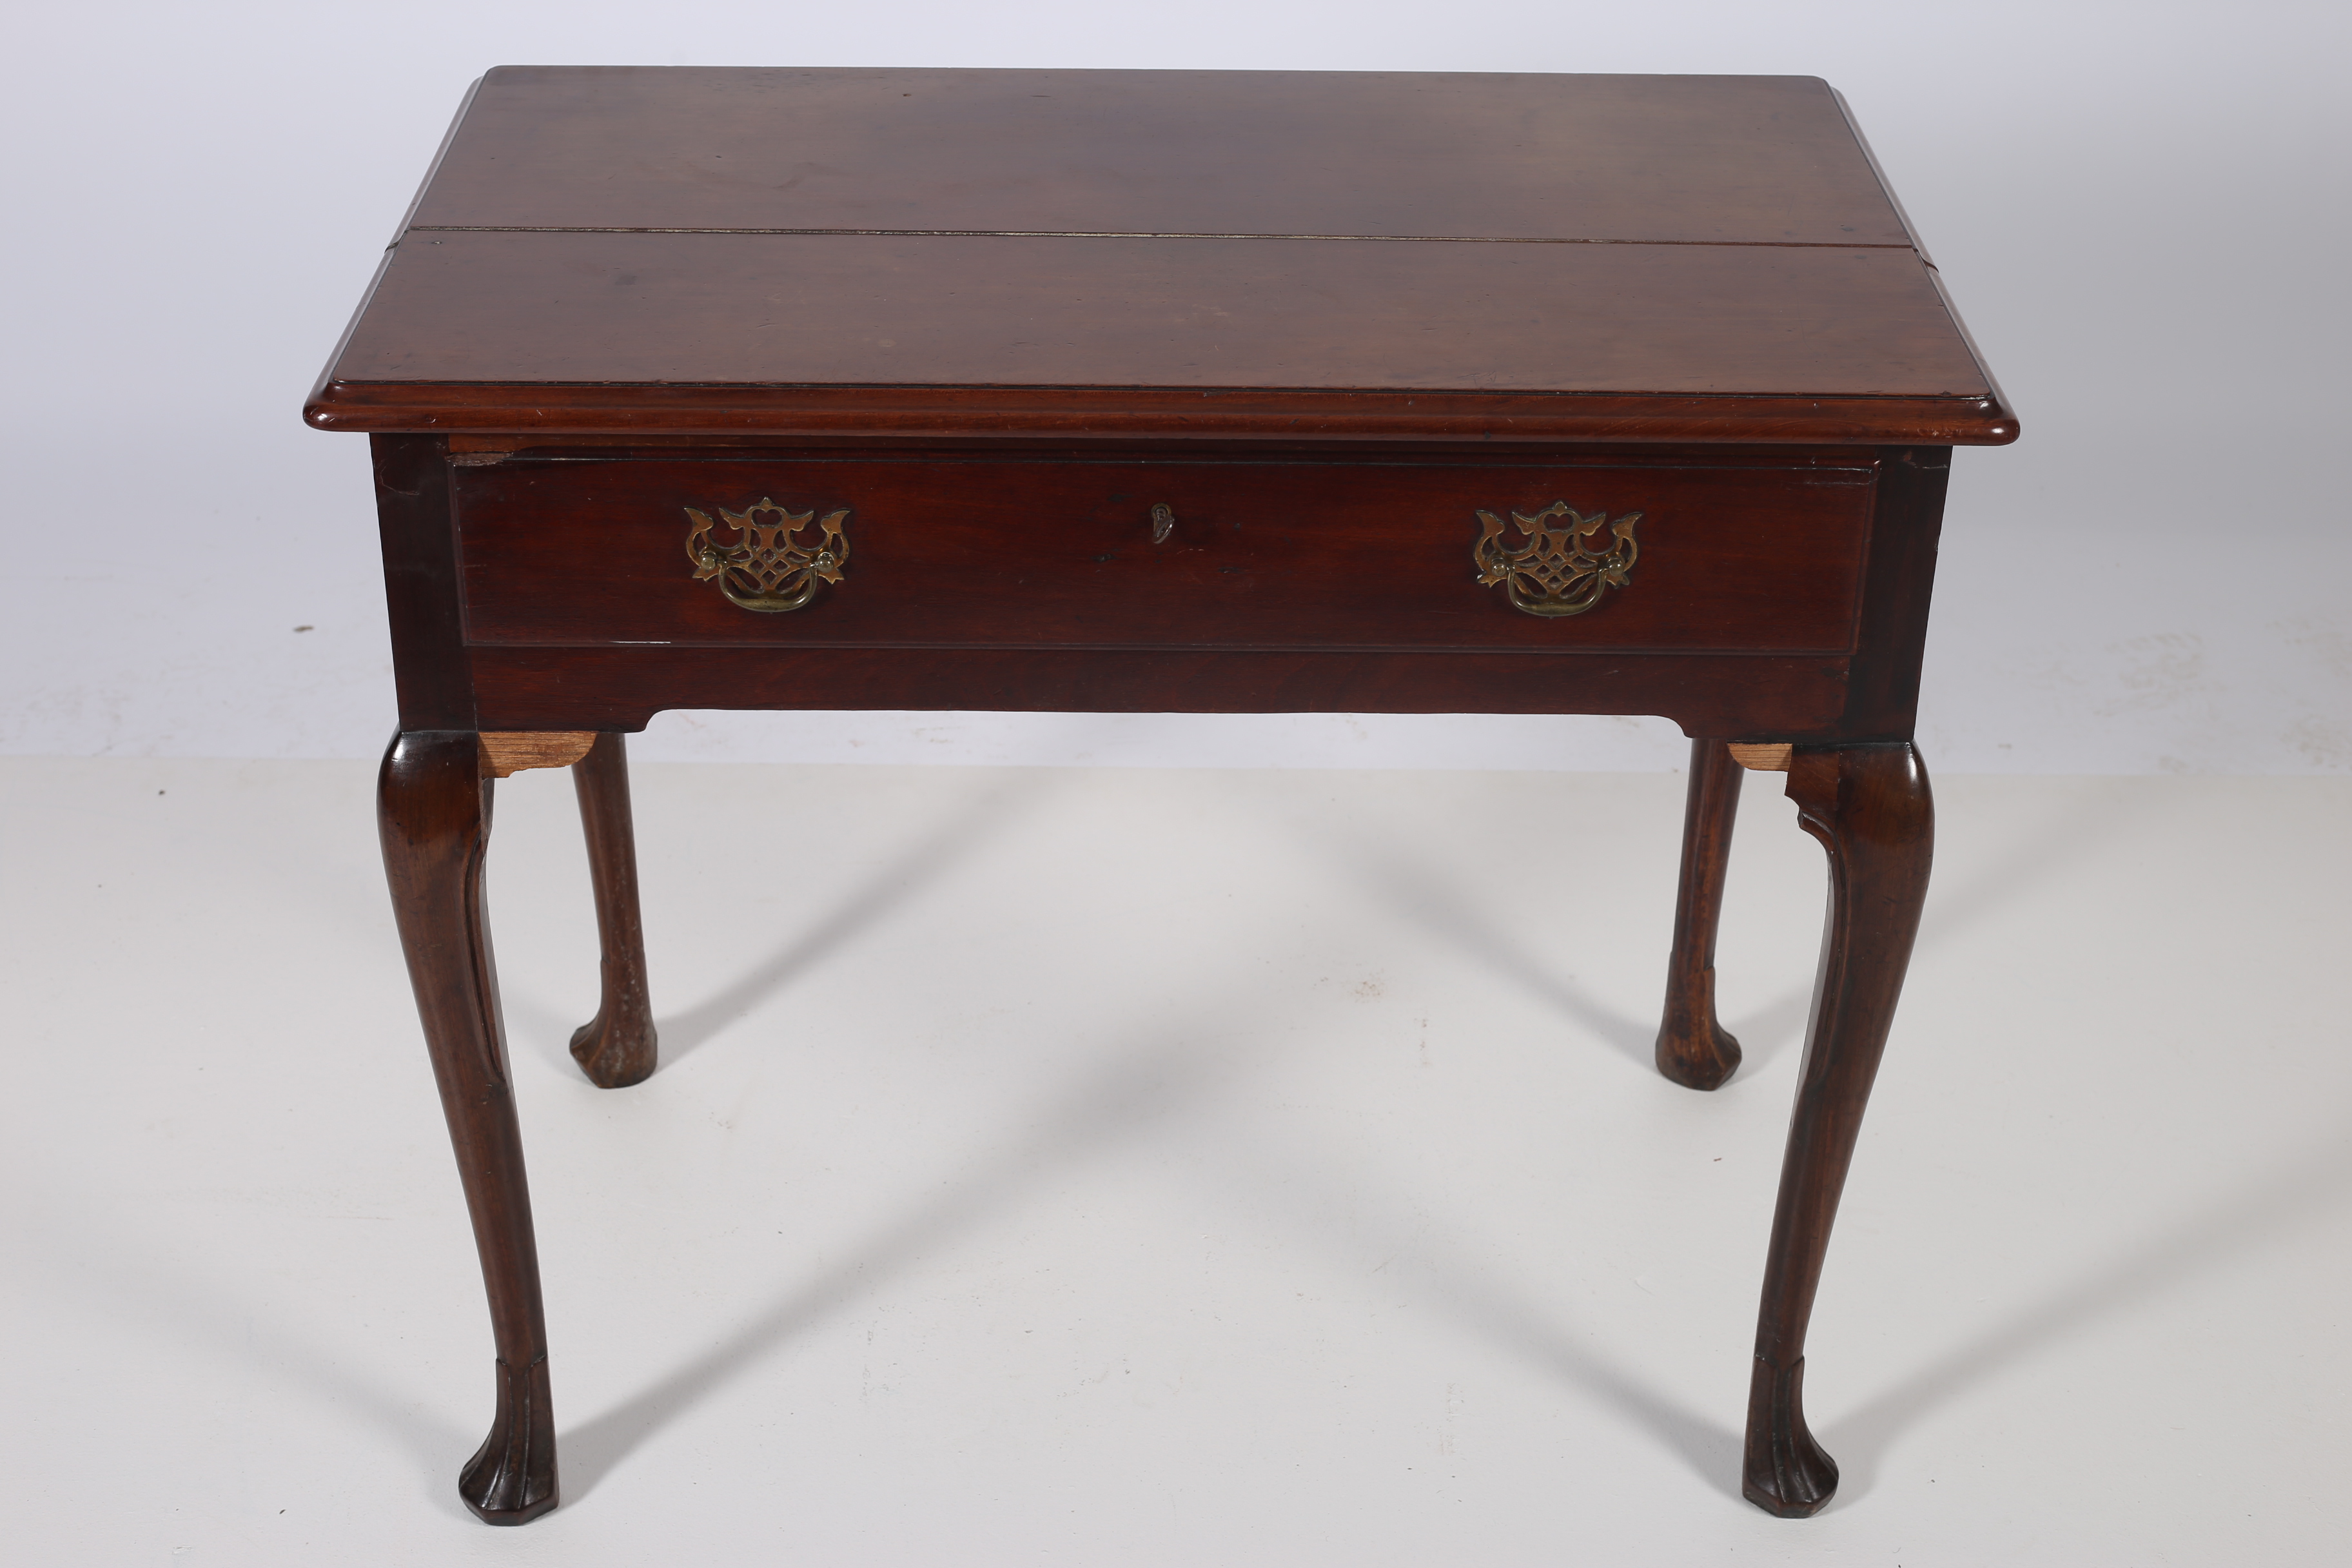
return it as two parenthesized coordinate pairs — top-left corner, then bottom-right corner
(378, 730), (559, 1525)
(568, 732), (658, 1088)
(1743, 741), (1933, 1517)
(1655, 738), (1745, 1089)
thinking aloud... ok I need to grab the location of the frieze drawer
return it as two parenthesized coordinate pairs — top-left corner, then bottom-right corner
(453, 455), (1877, 654)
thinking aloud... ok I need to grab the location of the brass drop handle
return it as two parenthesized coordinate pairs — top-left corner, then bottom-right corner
(1474, 501), (1641, 618)
(1150, 503), (1175, 544)
(683, 497), (851, 612)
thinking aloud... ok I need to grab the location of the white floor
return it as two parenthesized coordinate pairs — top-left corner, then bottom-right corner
(2, 757), (2347, 1565)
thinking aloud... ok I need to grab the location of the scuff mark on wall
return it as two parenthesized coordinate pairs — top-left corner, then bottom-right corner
(2095, 632), (2211, 716)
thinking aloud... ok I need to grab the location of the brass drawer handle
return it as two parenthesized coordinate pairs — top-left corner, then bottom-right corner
(685, 498), (850, 612)
(1150, 502), (1176, 544)
(1474, 502), (1640, 618)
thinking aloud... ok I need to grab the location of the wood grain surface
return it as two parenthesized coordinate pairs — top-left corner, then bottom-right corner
(409, 68), (1912, 244)
(1654, 737), (1748, 1090)
(337, 231), (1986, 396)
(475, 731), (596, 777)
(1746, 741), (1935, 1516)
(308, 68), (2014, 445)
(450, 453), (1876, 654)
(460, 644), (1858, 737)
(337, 72), (2001, 1529)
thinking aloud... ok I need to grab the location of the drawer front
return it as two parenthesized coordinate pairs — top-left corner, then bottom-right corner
(455, 456), (1874, 654)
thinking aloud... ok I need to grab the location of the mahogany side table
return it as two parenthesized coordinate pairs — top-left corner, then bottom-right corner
(306, 66), (2016, 1525)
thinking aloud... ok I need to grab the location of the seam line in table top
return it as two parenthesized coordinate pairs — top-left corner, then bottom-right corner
(402, 224), (1916, 249)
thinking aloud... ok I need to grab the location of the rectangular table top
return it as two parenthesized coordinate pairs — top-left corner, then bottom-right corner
(308, 68), (2014, 446)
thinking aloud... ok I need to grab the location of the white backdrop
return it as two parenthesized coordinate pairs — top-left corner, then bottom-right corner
(4, 1), (2344, 773)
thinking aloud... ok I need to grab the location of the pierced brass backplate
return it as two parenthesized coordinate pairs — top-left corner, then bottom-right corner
(685, 498), (851, 612)
(1474, 502), (1641, 618)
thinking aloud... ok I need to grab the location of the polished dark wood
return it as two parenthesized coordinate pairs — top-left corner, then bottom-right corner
(377, 730), (556, 1524)
(308, 68), (2013, 447)
(453, 453), (1874, 654)
(321, 231), (1989, 415)
(322, 68), (2007, 1525)
(1655, 738), (1745, 1090)
(409, 68), (1914, 242)
(422, 432), (1948, 742)
(1835, 447), (1951, 740)
(465, 645), (1856, 736)
(315, 381), (2012, 446)
(372, 436), (474, 731)
(1744, 741), (1934, 1516)
(568, 732), (657, 1088)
